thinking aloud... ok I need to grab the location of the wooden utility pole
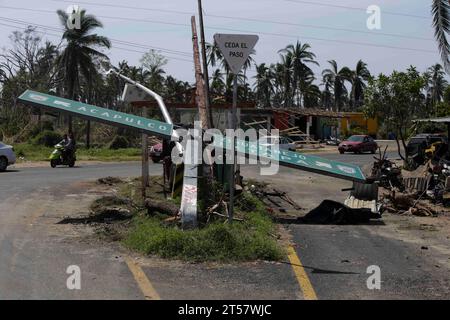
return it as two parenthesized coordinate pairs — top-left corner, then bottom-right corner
(197, 0), (213, 128)
(191, 16), (209, 130)
(191, 16), (214, 215)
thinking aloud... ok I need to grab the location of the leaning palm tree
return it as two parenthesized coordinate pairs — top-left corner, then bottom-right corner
(322, 60), (352, 112)
(350, 60), (371, 109)
(279, 41), (318, 107)
(432, 0), (450, 72)
(56, 9), (111, 143)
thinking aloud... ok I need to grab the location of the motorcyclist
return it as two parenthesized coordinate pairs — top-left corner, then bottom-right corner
(58, 133), (75, 161)
(65, 133), (76, 160)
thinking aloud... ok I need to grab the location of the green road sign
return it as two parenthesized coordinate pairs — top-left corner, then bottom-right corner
(213, 136), (366, 182)
(18, 90), (365, 182)
(18, 90), (173, 137)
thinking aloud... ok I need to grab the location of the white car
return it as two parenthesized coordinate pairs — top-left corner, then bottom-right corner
(0, 142), (16, 171)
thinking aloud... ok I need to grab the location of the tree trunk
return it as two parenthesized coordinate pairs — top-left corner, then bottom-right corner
(86, 120), (91, 149)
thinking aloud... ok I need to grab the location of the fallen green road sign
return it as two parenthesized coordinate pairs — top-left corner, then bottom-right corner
(213, 136), (366, 183)
(18, 90), (365, 182)
(18, 90), (173, 137)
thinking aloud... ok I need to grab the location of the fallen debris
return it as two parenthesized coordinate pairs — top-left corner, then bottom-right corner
(144, 198), (179, 216)
(369, 148), (450, 217)
(246, 181), (302, 214)
(97, 176), (123, 185)
(298, 200), (380, 225)
(58, 206), (132, 225)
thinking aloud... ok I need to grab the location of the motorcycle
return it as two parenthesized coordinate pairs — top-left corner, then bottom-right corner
(427, 159), (450, 202)
(49, 143), (76, 168)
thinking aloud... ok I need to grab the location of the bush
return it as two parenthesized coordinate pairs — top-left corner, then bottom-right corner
(108, 135), (129, 150)
(29, 121), (54, 138)
(32, 130), (62, 147)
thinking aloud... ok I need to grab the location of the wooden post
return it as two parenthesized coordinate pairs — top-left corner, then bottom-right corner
(142, 107), (149, 198)
(197, 0), (213, 129)
(86, 120), (91, 149)
(191, 16), (209, 130)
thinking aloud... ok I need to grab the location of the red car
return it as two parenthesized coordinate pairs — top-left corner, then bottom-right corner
(150, 143), (163, 163)
(338, 135), (378, 154)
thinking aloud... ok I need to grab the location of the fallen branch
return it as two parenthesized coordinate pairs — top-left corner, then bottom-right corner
(212, 211), (244, 222)
(144, 198), (179, 216)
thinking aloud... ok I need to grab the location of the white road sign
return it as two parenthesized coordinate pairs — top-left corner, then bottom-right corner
(214, 34), (259, 75)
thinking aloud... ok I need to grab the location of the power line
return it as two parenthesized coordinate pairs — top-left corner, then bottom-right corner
(282, 0), (430, 20)
(46, 0), (433, 41)
(0, 6), (437, 55)
(205, 25), (436, 54)
(0, 19), (193, 63)
(0, 16), (192, 57)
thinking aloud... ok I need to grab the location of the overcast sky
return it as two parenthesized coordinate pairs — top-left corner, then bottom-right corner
(0, 0), (441, 84)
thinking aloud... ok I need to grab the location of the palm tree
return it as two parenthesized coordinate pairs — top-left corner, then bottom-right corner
(350, 60), (371, 109)
(322, 60), (352, 112)
(299, 69), (320, 108)
(56, 9), (111, 144)
(210, 69), (225, 97)
(279, 54), (294, 108)
(425, 63), (448, 113)
(321, 74), (333, 110)
(146, 65), (166, 93)
(253, 63), (274, 108)
(205, 42), (223, 68)
(432, 0), (450, 72)
(279, 42), (319, 107)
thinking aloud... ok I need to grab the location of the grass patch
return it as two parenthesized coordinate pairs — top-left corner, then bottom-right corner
(14, 143), (141, 162)
(111, 177), (284, 262)
(123, 212), (283, 262)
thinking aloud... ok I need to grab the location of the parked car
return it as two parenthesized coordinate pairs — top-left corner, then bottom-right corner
(279, 136), (296, 151)
(338, 135), (378, 154)
(260, 135), (296, 151)
(0, 142), (16, 171)
(149, 143), (163, 163)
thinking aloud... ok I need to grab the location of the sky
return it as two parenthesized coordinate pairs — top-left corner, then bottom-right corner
(0, 0), (442, 84)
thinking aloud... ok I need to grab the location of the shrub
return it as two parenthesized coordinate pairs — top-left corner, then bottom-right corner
(108, 135), (129, 150)
(29, 121), (54, 138)
(32, 130), (62, 147)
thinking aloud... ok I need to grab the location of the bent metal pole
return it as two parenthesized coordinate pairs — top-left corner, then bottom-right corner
(106, 69), (183, 156)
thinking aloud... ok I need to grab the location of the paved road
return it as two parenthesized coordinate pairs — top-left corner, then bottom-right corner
(0, 162), (150, 299)
(1, 153), (449, 299)
(318, 151), (399, 166)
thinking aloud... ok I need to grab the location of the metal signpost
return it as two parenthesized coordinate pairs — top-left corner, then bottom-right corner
(121, 84), (152, 196)
(214, 33), (259, 223)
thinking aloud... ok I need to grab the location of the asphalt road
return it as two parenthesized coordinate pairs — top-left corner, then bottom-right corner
(319, 151), (399, 166)
(1, 152), (449, 300)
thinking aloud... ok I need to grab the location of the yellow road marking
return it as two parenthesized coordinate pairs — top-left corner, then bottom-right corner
(124, 257), (161, 300)
(287, 246), (318, 300)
